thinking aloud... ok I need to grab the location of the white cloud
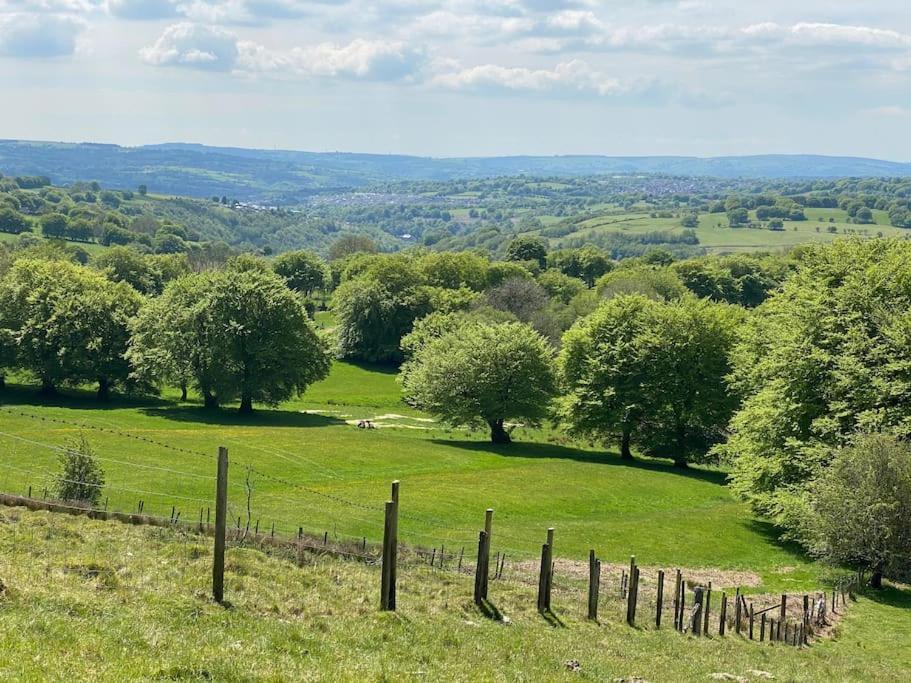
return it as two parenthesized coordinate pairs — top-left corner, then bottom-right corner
(240, 37), (428, 81)
(0, 12), (86, 57)
(868, 105), (911, 117)
(140, 22), (239, 70)
(429, 58), (627, 96)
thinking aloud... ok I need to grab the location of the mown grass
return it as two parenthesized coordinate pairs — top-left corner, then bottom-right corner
(0, 508), (908, 681)
(1, 362), (820, 591)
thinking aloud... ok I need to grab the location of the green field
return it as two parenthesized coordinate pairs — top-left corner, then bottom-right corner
(0, 506), (909, 681)
(0, 361), (825, 592)
(530, 207), (910, 255)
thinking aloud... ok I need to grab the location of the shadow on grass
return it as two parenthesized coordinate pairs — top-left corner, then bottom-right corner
(861, 584), (911, 609)
(343, 360), (400, 376)
(539, 608), (566, 628)
(477, 598), (505, 621)
(432, 439), (729, 486)
(138, 405), (346, 429)
(0, 383), (169, 411)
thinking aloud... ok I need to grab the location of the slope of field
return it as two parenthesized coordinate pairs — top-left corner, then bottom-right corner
(0, 507), (908, 681)
(0, 362), (823, 593)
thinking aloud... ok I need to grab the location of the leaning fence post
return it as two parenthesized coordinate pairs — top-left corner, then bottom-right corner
(473, 530), (489, 606)
(656, 570), (665, 628)
(212, 446), (228, 604)
(587, 550), (599, 621)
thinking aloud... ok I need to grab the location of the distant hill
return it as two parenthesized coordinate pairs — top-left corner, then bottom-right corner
(1, 139), (910, 203)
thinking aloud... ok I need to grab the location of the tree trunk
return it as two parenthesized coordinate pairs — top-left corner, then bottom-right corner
(39, 378), (57, 397)
(620, 424), (633, 460)
(239, 393), (253, 414)
(673, 417), (688, 468)
(488, 419), (511, 445)
(871, 564), (884, 589)
(203, 391), (219, 409)
(180, 383), (188, 402)
(97, 378), (110, 401)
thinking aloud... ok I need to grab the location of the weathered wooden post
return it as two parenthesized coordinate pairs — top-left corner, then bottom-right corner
(626, 556), (637, 626)
(537, 527), (554, 612)
(389, 481), (399, 608)
(212, 446), (228, 604)
(673, 570), (682, 630)
(473, 530), (489, 606)
(690, 586), (704, 635)
(703, 581), (712, 636)
(719, 592), (728, 636)
(587, 549), (600, 621)
(761, 613), (767, 641)
(656, 570), (665, 628)
(749, 603), (755, 640)
(380, 501), (394, 610)
(734, 588), (742, 635)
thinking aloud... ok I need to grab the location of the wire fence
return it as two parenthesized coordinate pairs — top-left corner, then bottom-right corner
(0, 410), (862, 647)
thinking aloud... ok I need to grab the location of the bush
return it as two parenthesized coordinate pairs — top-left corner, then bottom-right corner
(55, 435), (105, 506)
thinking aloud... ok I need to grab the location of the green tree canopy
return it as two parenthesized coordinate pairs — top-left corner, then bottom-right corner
(273, 249), (328, 296)
(717, 239), (911, 523)
(796, 433), (911, 588)
(401, 321), (556, 443)
(505, 236), (548, 269)
(130, 268), (331, 412)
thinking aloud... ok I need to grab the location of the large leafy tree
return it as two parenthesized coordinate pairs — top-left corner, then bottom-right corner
(273, 249), (328, 296)
(558, 295), (658, 459)
(797, 433), (911, 588)
(332, 255), (433, 363)
(505, 236), (548, 269)
(634, 297), (743, 466)
(0, 258), (142, 398)
(401, 321), (556, 444)
(130, 267), (331, 412)
(559, 295), (741, 465)
(718, 239), (911, 522)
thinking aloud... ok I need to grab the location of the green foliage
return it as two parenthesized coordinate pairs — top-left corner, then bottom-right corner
(329, 234), (378, 260)
(55, 435), (105, 506)
(130, 267), (331, 411)
(797, 434), (911, 584)
(719, 239), (911, 520)
(537, 269), (585, 304)
(273, 249), (328, 296)
(504, 235), (547, 268)
(0, 208), (31, 235)
(401, 322), (556, 443)
(596, 264), (686, 301)
(559, 295), (741, 465)
(0, 258), (142, 397)
(671, 254), (792, 307)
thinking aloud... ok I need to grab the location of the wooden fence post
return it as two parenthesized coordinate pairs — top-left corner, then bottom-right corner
(673, 570), (682, 630)
(587, 549), (599, 621)
(703, 581), (712, 636)
(473, 530), (489, 606)
(381, 500), (395, 611)
(749, 604), (755, 640)
(389, 481), (399, 609)
(537, 528), (554, 613)
(626, 556), (636, 625)
(761, 613), (766, 641)
(691, 587), (704, 635)
(656, 570), (665, 628)
(719, 592), (727, 636)
(212, 446), (228, 604)
(734, 588), (742, 635)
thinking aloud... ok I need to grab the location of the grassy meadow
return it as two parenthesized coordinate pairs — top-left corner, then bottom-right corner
(0, 507), (909, 681)
(0, 361), (827, 593)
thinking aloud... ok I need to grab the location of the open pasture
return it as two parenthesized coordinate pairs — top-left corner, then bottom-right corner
(0, 361), (818, 592)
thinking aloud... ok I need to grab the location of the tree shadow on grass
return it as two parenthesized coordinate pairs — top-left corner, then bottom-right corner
(431, 439), (729, 486)
(741, 518), (810, 562)
(861, 584), (911, 609)
(0, 383), (169, 411)
(138, 405), (346, 429)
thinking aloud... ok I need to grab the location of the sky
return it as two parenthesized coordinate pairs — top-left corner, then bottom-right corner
(1, 0), (911, 158)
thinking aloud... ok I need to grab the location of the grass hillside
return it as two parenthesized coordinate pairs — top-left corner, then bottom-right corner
(0, 361), (854, 594)
(1, 507), (909, 681)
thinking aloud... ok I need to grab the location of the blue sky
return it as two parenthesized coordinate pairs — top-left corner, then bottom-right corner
(1, 0), (910, 158)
